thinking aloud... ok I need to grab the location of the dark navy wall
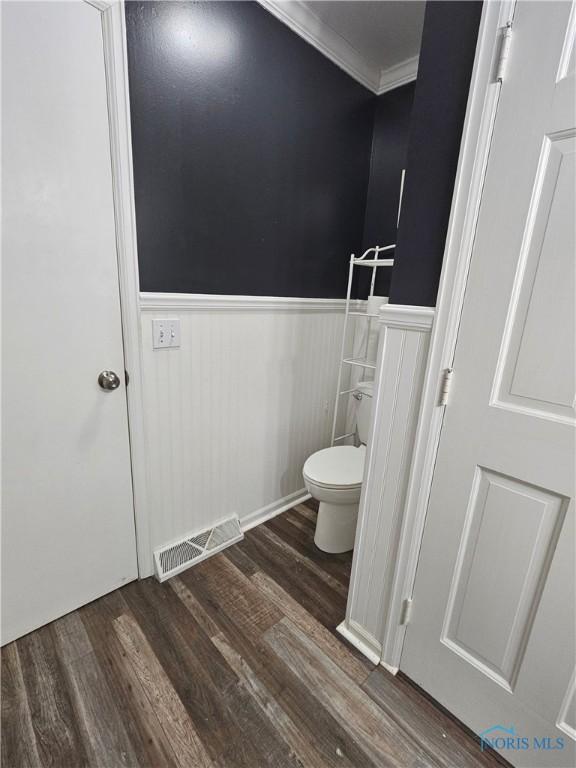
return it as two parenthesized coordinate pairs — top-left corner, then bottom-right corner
(125, 1), (375, 297)
(390, 0), (483, 307)
(126, 1), (481, 302)
(360, 83), (415, 298)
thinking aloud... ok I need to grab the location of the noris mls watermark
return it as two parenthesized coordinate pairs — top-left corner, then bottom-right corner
(479, 725), (565, 754)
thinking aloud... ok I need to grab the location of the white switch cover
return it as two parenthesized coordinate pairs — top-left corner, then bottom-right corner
(152, 318), (180, 349)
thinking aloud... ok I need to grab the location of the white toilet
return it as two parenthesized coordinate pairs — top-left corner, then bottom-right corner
(303, 381), (373, 553)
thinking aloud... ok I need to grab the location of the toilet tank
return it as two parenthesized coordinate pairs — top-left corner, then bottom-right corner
(355, 380), (374, 444)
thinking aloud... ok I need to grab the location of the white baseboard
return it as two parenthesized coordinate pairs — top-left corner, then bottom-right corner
(380, 659), (399, 676)
(336, 620), (381, 665)
(241, 489), (311, 532)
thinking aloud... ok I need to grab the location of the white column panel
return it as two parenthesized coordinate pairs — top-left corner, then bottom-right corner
(340, 305), (434, 664)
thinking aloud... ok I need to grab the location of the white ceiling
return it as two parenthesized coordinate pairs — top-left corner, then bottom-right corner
(258, 1), (426, 94)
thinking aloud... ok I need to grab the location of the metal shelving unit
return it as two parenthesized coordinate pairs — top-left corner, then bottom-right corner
(330, 244), (395, 445)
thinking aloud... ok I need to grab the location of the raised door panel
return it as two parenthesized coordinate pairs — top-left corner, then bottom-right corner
(442, 468), (568, 691)
(493, 134), (575, 424)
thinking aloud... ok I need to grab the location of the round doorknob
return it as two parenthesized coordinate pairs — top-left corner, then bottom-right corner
(98, 370), (121, 391)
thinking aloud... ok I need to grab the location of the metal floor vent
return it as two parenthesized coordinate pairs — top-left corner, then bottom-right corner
(154, 517), (244, 582)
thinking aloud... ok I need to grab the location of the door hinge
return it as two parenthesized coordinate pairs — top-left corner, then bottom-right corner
(399, 597), (413, 626)
(439, 368), (454, 407)
(125, 369), (130, 387)
(495, 21), (513, 83)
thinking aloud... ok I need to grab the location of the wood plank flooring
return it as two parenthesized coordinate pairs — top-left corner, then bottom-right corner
(1, 502), (508, 767)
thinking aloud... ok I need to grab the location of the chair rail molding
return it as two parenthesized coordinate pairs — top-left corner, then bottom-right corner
(140, 293), (362, 313)
(338, 303), (434, 669)
(342, 0), (514, 672)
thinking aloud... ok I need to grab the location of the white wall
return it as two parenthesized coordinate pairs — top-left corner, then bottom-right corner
(139, 294), (357, 555)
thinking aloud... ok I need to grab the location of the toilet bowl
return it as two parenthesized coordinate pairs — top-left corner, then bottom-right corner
(303, 445), (365, 553)
(303, 381), (373, 553)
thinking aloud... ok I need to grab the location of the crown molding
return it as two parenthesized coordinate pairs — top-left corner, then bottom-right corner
(257, 0), (418, 96)
(377, 55), (419, 95)
(256, 0), (380, 92)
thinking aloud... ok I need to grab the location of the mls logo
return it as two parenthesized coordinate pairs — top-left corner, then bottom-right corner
(479, 725), (565, 753)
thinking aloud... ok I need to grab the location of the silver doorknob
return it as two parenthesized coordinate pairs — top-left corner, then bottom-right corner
(98, 370), (121, 391)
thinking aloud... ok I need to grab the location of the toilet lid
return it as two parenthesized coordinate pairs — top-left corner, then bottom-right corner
(303, 446), (365, 488)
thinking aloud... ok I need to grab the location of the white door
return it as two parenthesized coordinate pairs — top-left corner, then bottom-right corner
(401, 2), (575, 767)
(2, 0), (138, 644)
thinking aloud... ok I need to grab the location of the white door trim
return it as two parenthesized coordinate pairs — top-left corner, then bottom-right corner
(95, 0), (153, 577)
(380, 0), (517, 671)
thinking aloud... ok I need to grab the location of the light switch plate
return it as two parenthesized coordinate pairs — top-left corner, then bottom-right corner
(152, 318), (180, 349)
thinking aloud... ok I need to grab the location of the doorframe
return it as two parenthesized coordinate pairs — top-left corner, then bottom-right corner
(85, 0), (519, 590)
(87, 0), (153, 576)
(379, 0), (517, 672)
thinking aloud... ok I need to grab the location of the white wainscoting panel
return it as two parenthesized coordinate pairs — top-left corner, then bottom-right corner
(339, 304), (434, 666)
(139, 293), (354, 556)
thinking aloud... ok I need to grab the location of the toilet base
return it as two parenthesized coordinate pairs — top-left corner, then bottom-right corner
(314, 501), (359, 553)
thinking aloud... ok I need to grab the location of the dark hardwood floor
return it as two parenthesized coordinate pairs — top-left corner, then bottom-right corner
(2, 502), (507, 767)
